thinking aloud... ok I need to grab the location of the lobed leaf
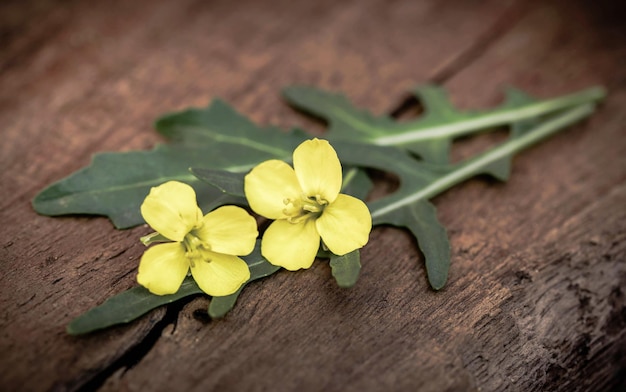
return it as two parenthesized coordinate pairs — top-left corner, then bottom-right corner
(332, 103), (598, 288)
(43, 84), (605, 334)
(283, 85), (605, 163)
(33, 100), (304, 228)
(67, 242), (279, 334)
(67, 276), (203, 335)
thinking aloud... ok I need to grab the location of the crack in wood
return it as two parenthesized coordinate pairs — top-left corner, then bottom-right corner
(68, 297), (194, 392)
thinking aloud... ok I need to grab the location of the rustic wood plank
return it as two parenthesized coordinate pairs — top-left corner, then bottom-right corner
(0, 0), (527, 391)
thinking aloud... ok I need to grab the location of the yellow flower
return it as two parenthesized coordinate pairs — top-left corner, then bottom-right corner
(244, 138), (372, 270)
(137, 181), (257, 296)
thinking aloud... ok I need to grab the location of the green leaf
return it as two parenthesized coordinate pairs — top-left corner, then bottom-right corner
(329, 250), (361, 288)
(33, 100), (304, 228)
(283, 85), (606, 163)
(42, 86), (604, 334)
(50, 84), (605, 336)
(67, 276), (203, 335)
(332, 103), (598, 289)
(67, 242), (280, 334)
(334, 104), (598, 215)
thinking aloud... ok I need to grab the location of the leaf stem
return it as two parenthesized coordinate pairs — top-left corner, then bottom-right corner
(371, 103), (596, 218)
(374, 87), (605, 146)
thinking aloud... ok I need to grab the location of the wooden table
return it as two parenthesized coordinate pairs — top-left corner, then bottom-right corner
(1, 0), (624, 390)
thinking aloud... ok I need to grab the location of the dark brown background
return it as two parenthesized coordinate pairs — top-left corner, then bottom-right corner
(1, 0), (625, 391)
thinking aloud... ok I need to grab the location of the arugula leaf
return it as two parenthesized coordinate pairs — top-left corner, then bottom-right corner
(333, 103), (597, 288)
(34, 82), (604, 335)
(67, 242), (279, 334)
(283, 85), (605, 163)
(34, 86), (602, 229)
(32, 148), (237, 229)
(33, 100), (304, 228)
(67, 276), (203, 335)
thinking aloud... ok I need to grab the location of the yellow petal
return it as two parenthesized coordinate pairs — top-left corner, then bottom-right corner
(316, 194), (372, 256)
(194, 206), (258, 256)
(140, 181), (203, 242)
(244, 160), (302, 219)
(293, 139), (342, 203)
(190, 251), (250, 296)
(261, 219), (320, 270)
(137, 243), (189, 295)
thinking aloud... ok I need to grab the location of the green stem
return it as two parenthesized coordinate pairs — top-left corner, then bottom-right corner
(371, 103), (596, 219)
(373, 87), (605, 146)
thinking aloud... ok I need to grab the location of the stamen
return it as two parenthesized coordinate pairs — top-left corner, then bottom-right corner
(183, 233), (212, 268)
(313, 194), (328, 205)
(302, 204), (321, 213)
(281, 194), (328, 224)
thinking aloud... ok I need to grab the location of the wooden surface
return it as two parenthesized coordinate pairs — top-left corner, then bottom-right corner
(1, 0), (625, 391)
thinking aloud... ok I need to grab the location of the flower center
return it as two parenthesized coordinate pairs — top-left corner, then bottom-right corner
(182, 232), (211, 268)
(282, 194), (328, 224)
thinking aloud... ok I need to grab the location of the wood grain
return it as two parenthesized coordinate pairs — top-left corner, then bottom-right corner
(0, 0), (624, 391)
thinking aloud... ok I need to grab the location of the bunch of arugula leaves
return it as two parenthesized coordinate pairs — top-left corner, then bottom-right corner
(32, 84), (605, 334)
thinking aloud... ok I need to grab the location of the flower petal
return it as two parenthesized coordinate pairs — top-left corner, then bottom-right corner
(194, 206), (258, 256)
(190, 251), (250, 296)
(244, 160), (302, 219)
(262, 219), (320, 270)
(293, 139), (342, 203)
(137, 243), (189, 295)
(140, 181), (203, 242)
(316, 194), (372, 256)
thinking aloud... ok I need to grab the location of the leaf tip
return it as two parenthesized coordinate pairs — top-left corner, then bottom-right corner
(427, 272), (448, 291)
(65, 318), (89, 336)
